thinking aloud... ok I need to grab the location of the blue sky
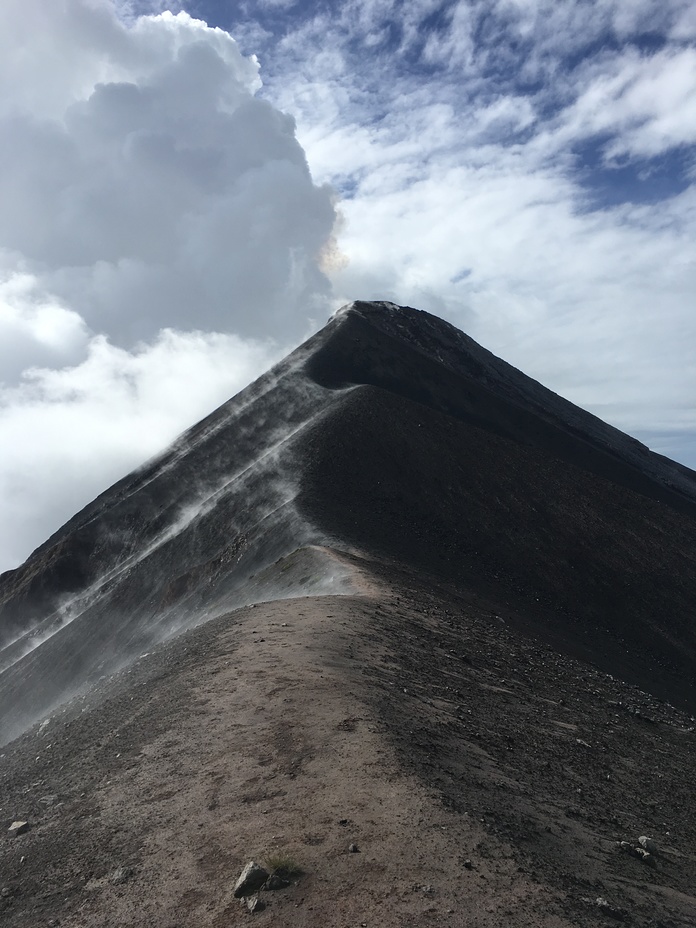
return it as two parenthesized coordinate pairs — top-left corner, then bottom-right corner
(0, 0), (694, 570)
(202, 0), (696, 452)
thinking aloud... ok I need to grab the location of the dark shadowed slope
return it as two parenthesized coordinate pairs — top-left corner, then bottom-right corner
(299, 303), (696, 712)
(1, 301), (695, 744)
(306, 302), (696, 516)
(298, 389), (696, 711)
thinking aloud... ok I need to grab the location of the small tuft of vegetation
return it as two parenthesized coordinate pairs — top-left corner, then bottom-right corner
(265, 852), (301, 877)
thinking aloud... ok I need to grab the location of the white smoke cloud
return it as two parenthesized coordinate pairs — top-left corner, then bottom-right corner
(0, 328), (281, 570)
(0, 271), (90, 382)
(0, 1), (337, 572)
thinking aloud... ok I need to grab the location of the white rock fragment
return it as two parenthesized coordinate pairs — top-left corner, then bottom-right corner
(110, 866), (134, 885)
(245, 894), (265, 913)
(638, 835), (658, 854)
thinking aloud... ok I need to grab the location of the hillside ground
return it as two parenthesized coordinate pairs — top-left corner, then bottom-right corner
(1, 554), (694, 927)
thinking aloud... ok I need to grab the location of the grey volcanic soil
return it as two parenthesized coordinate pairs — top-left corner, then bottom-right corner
(1, 556), (694, 928)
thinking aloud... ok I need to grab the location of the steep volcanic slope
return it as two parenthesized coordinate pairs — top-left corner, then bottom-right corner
(298, 387), (696, 711)
(1, 301), (695, 745)
(0, 333), (344, 742)
(307, 302), (696, 515)
(297, 304), (696, 711)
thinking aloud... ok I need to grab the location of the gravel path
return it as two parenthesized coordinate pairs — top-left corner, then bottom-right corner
(2, 556), (694, 927)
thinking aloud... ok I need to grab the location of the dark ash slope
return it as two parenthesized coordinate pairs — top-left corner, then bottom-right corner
(1, 300), (695, 744)
(299, 303), (696, 711)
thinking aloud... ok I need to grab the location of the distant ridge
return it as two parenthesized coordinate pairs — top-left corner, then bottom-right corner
(1, 300), (695, 743)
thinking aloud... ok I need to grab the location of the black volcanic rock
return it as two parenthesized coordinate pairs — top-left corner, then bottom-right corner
(1, 300), (695, 743)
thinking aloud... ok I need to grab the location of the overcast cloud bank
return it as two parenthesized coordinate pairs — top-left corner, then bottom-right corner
(0, 1), (336, 571)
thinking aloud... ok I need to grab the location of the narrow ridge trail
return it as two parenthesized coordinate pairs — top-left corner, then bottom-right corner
(2, 561), (694, 927)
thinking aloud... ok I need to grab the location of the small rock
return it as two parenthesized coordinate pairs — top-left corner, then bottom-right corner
(617, 841), (641, 858)
(234, 861), (270, 898)
(110, 866), (134, 885)
(245, 894), (265, 913)
(595, 897), (626, 921)
(348, 843), (360, 853)
(1, 887), (14, 898)
(8, 821), (29, 836)
(463, 859), (473, 870)
(617, 840), (657, 866)
(265, 873), (290, 891)
(638, 835), (658, 854)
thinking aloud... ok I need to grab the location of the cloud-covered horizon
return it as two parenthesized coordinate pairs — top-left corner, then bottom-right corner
(1, 0), (694, 573)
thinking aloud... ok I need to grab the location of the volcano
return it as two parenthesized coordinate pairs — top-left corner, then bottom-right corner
(1, 301), (695, 928)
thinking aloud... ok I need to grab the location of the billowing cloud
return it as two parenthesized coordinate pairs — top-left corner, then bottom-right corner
(0, 1), (337, 571)
(0, 328), (280, 571)
(0, 271), (89, 383)
(0, 4), (335, 344)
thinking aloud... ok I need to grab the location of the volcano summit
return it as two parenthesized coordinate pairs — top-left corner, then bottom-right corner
(1, 301), (695, 927)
